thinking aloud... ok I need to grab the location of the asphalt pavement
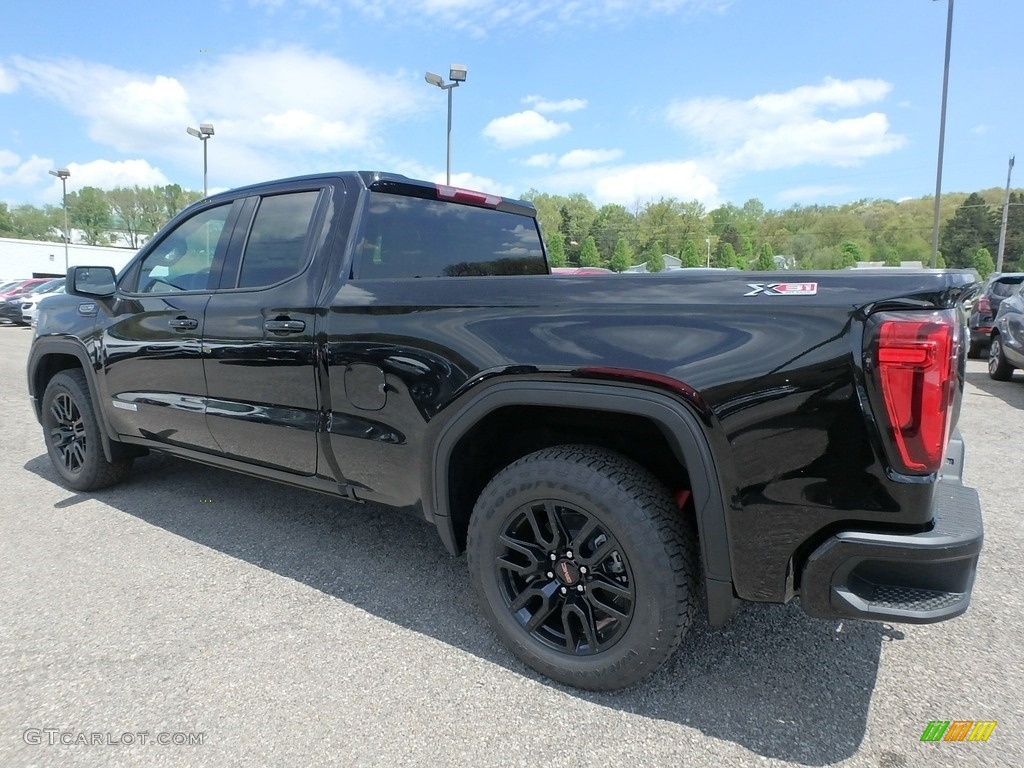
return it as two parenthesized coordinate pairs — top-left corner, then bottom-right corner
(1, 325), (1021, 768)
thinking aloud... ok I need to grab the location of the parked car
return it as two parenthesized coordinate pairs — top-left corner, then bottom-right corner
(987, 281), (1024, 380)
(0, 278), (51, 302)
(21, 285), (66, 327)
(0, 279), (64, 325)
(966, 272), (1024, 358)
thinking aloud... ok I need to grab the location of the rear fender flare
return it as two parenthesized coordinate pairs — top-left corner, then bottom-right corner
(428, 381), (737, 625)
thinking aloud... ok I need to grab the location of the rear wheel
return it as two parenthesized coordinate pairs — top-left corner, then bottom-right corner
(41, 370), (132, 490)
(988, 334), (1014, 381)
(967, 341), (984, 359)
(467, 445), (699, 690)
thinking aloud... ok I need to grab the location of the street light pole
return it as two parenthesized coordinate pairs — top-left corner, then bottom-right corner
(996, 156), (1015, 273)
(425, 65), (467, 185)
(48, 168), (71, 274)
(186, 123), (215, 196)
(930, 0), (954, 268)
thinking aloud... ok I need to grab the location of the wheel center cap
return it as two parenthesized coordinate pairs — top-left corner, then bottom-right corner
(555, 559), (581, 586)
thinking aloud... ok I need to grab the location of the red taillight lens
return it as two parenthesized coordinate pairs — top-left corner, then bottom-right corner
(978, 296), (992, 315)
(876, 316), (956, 474)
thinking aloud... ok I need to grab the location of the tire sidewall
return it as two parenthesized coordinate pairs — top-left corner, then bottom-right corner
(468, 456), (685, 687)
(41, 372), (106, 490)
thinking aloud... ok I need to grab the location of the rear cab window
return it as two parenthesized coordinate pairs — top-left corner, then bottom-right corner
(353, 193), (546, 279)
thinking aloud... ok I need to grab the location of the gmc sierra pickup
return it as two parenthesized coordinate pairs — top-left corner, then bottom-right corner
(28, 171), (983, 690)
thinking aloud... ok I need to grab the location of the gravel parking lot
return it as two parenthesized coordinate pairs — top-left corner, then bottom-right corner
(1, 325), (1021, 768)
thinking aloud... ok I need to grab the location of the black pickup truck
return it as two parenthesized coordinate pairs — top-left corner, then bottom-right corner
(28, 171), (983, 690)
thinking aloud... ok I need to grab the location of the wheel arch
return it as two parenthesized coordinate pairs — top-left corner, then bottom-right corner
(28, 338), (120, 463)
(428, 381), (738, 626)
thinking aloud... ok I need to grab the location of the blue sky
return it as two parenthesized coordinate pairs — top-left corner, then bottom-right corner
(1, 0), (1020, 211)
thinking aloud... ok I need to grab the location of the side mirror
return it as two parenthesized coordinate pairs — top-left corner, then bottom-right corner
(67, 266), (116, 298)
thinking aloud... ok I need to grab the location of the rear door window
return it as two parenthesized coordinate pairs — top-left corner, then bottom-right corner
(236, 190), (321, 288)
(354, 193), (546, 278)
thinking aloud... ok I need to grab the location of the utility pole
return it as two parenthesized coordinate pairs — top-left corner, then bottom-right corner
(930, 0), (954, 268)
(996, 155), (1015, 273)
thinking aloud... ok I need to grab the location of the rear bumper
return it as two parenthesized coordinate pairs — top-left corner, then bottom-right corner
(800, 478), (982, 624)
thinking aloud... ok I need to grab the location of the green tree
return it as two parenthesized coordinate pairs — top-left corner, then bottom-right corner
(972, 247), (995, 279)
(545, 233), (566, 267)
(0, 202), (15, 236)
(716, 242), (737, 269)
(741, 239), (755, 270)
(681, 240), (702, 267)
(610, 237), (633, 272)
(68, 186), (113, 245)
(839, 240), (863, 268)
(9, 204), (61, 241)
(578, 235), (601, 267)
(756, 242), (775, 271)
(939, 192), (998, 268)
(591, 204), (635, 260)
(646, 240), (665, 273)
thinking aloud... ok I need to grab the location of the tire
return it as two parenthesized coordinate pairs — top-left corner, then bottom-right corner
(967, 341), (984, 359)
(467, 445), (699, 690)
(988, 334), (1014, 381)
(41, 370), (132, 490)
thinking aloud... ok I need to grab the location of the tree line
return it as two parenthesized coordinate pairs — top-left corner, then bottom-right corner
(523, 187), (1024, 276)
(1, 182), (1020, 276)
(0, 185), (203, 249)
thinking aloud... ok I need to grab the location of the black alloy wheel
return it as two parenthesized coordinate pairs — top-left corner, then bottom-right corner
(496, 498), (635, 655)
(468, 445), (699, 691)
(41, 370), (132, 490)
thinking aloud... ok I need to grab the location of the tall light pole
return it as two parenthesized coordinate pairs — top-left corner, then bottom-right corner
(186, 123), (215, 196)
(996, 156), (1015, 273)
(48, 168), (71, 274)
(424, 65), (467, 185)
(930, 0), (954, 268)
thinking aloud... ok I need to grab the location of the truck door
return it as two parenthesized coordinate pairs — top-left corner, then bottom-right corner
(201, 185), (331, 475)
(101, 201), (238, 451)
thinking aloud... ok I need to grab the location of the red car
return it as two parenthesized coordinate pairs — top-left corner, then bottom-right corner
(0, 278), (52, 300)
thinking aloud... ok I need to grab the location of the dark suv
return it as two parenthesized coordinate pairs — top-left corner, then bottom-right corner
(966, 272), (1024, 358)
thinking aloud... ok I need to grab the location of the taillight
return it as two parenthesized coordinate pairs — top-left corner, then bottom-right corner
(874, 313), (957, 474)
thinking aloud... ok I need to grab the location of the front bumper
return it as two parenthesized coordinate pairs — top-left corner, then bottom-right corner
(800, 477), (982, 624)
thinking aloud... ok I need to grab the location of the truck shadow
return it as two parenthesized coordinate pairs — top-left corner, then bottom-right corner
(25, 452), (887, 765)
(964, 369), (1024, 410)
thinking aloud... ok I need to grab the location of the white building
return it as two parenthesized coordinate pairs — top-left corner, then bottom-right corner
(0, 237), (138, 280)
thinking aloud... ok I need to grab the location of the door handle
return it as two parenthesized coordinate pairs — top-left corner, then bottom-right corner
(264, 319), (306, 334)
(168, 317), (198, 330)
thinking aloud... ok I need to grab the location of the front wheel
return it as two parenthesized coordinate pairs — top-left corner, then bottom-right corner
(467, 445), (699, 690)
(41, 370), (132, 490)
(988, 334), (1014, 381)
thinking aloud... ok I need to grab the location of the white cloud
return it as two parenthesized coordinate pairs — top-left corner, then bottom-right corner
(971, 125), (989, 136)
(0, 65), (17, 94)
(0, 151), (52, 187)
(524, 153), (557, 168)
(667, 77), (905, 170)
(9, 48), (425, 188)
(63, 159), (170, 193)
(591, 162), (719, 206)
(558, 149), (623, 169)
(483, 110), (570, 148)
(523, 95), (587, 113)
